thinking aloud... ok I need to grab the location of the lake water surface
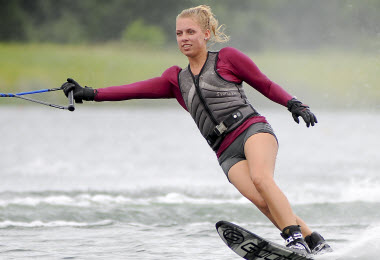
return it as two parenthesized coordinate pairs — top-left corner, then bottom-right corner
(1, 106), (379, 259)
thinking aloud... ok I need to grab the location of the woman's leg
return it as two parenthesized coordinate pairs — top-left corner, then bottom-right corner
(228, 132), (312, 236)
(228, 160), (280, 229)
(244, 132), (295, 229)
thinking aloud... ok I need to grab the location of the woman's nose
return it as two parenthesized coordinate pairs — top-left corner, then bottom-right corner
(181, 33), (189, 41)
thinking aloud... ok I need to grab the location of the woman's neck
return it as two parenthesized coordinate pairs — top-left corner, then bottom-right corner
(188, 50), (208, 75)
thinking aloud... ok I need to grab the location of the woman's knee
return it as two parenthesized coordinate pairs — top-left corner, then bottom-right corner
(251, 174), (275, 194)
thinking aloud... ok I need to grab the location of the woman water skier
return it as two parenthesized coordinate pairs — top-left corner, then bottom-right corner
(62, 5), (331, 255)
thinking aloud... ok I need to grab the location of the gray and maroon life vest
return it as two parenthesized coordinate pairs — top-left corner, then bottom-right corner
(178, 51), (258, 151)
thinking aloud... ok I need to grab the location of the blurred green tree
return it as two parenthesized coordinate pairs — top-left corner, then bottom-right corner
(0, 0), (379, 51)
(121, 19), (166, 47)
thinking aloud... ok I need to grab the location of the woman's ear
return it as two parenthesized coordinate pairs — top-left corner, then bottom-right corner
(204, 29), (211, 41)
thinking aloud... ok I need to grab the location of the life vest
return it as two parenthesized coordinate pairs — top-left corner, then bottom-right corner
(178, 51), (259, 151)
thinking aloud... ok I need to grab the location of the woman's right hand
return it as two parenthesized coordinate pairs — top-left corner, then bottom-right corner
(61, 78), (96, 103)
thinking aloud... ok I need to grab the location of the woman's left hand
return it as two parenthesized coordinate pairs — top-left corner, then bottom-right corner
(287, 98), (318, 127)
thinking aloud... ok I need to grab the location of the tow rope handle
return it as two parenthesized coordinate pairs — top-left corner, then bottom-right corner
(0, 88), (75, 111)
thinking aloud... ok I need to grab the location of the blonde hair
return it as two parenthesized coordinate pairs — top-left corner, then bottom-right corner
(177, 5), (230, 44)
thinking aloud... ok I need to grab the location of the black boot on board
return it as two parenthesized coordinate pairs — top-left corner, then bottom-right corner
(305, 232), (333, 254)
(281, 225), (311, 254)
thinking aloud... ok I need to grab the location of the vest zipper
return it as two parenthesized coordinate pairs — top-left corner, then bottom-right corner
(188, 53), (218, 125)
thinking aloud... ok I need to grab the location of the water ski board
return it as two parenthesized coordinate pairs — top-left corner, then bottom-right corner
(216, 221), (313, 260)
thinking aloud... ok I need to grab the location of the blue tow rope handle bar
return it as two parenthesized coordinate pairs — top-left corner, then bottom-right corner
(0, 88), (75, 111)
(0, 88), (62, 97)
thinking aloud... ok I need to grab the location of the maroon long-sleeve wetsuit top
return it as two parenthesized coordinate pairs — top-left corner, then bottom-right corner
(95, 47), (293, 157)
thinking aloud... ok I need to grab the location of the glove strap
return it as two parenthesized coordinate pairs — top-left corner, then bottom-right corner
(82, 87), (96, 101)
(287, 98), (309, 112)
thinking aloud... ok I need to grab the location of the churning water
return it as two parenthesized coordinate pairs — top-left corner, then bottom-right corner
(1, 106), (379, 259)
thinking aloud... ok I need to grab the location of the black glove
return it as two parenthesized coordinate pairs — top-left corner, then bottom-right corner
(61, 78), (96, 103)
(287, 98), (318, 127)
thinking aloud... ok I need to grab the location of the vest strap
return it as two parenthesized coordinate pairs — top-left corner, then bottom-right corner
(206, 110), (243, 146)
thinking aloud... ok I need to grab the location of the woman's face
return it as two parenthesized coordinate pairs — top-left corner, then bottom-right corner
(176, 17), (210, 58)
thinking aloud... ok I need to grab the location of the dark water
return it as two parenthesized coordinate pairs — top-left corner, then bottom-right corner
(1, 107), (379, 259)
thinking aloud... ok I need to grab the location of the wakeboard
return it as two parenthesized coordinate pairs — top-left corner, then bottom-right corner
(216, 221), (313, 260)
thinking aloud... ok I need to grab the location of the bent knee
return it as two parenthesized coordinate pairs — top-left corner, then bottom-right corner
(252, 175), (275, 193)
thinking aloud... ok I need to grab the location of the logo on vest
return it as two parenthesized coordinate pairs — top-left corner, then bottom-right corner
(216, 91), (237, 97)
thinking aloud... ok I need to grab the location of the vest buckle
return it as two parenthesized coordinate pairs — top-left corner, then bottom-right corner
(215, 122), (227, 136)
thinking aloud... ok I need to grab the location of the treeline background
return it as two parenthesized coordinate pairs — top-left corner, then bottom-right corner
(1, 0), (379, 51)
(0, 0), (379, 109)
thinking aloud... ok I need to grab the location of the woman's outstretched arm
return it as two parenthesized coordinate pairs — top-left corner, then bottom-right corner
(95, 66), (182, 102)
(219, 47), (293, 107)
